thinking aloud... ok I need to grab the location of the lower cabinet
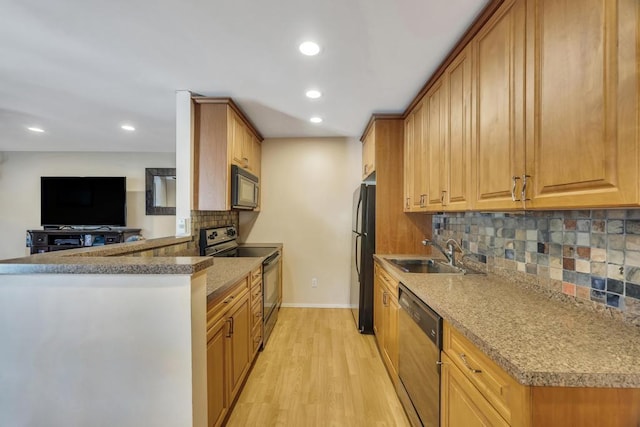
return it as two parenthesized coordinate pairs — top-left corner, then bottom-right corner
(442, 320), (640, 427)
(207, 317), (229, 427)
(206, 274), (256, 427)
(440, 353), (509, 427)
(374, 262), (399, 385)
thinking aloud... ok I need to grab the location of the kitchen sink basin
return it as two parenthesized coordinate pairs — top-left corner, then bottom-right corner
(385, 258), (484, 275)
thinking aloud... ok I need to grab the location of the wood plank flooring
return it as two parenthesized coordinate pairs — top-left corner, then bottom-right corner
(226, 308), (410, 427)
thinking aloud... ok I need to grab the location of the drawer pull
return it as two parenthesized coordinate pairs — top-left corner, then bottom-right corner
(459, 353), (482, 373)
(223, 295), (235, 304)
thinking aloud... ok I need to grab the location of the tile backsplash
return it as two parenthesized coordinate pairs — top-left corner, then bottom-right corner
(191, 210), (239, 253)
(433, 210), (640, 326)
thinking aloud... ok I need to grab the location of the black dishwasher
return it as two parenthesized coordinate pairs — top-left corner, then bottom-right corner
(397, 283), (442, 427)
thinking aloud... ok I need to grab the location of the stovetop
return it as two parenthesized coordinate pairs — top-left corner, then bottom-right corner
(236, 247), (277, 257)
(200, 225), (278, 258)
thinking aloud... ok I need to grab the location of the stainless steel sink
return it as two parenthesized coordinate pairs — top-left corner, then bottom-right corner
(385, 258), (484, 275)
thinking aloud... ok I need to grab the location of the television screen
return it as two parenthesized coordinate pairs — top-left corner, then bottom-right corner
(41, 177), (127, 227)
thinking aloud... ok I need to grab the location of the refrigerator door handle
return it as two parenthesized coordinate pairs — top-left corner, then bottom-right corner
(355, 234), (361, 276)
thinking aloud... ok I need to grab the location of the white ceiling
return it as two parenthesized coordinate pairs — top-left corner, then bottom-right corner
(0, 0), (489, 152)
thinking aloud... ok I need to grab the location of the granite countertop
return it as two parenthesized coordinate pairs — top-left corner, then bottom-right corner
(375, 254), (640, 388)
(0, 235), (211, 275)
(204, 244), (281, 303)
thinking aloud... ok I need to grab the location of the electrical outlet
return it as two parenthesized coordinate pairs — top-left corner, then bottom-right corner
(177, 217), (190, 236)
(311, 278), (318, 288)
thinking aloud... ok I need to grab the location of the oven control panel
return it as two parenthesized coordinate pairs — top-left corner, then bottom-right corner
(200, 225), (238, 253)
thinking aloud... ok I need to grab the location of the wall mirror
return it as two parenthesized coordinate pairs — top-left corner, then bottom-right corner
(145, 168), (176, 215)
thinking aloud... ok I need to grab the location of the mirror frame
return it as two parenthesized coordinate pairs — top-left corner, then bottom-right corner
(145, 168), (176, 215)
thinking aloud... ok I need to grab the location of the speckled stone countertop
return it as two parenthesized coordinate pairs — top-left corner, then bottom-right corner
(0, 236), (211, 275)
(205, 258), (264, 304)
(375, 254), (640, 388)
(204, 244), (282, 303)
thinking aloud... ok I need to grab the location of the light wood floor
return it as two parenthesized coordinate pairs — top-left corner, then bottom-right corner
(226, 308), (410, 427)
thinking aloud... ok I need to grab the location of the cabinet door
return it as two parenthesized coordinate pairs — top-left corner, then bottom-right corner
(253, 137), (261, 179)
(525, 0), (639, 208)
(403, 115), (415, 212)
(207, 317), (229, 427)
(231, 113), (245, 167)
(362, 126), (376, 179)
(444, 45), (473, 211)
(373, 268), (384, 343)
(242, 126), (253, 171)
(472, 0), (526, 210)
(227, 294), (251, 401)
(385, 293), (399, 378)
(409, 102), (428, 211)
(425, 79), (447, 209)
(440, 353), (510, 427)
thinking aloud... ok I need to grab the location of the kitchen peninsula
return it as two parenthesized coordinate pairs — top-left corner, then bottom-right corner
(0, 235), (275, 427)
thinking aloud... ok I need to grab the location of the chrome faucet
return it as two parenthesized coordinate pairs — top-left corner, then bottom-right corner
(422, 238), (464, 266)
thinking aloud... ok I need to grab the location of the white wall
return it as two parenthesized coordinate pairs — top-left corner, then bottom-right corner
(0, 151), (176, 260)
(0, 273), (206, 427)
(239, 137), (362, 307)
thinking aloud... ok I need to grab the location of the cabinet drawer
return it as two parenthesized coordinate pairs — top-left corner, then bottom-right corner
(251, 321), (262, 353)
(250, 282), (262, 304)
(443, 322), (528, 425)
(375, 263), (398, 293)
(251, 299), (262, 329)
(207, 276), (249, 329)
(250, 266), (261, 286)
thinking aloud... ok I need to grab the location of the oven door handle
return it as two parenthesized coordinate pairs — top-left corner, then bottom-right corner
(263, 252), (281, 269)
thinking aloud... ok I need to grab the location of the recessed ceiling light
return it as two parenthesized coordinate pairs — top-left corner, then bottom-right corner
(306, 90), (322, 99)
(299, 41), (320, 56)
(27, 127), (45, 133)
(121, 124), (135, 131)
(310, 117), (323, 124)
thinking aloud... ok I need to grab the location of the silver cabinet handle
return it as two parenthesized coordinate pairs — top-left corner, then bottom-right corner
(441, 190), (446, 205)
(459, 353), (482, 373)
(225, 318), (233, 338)
(511, 176), (521, 202)
(223, 295), (235, 304)
(521, 174), (531, 202)
(406, 197), (410, 209)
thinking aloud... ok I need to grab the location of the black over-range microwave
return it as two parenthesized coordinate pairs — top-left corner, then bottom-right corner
(231, 165), (259, 209)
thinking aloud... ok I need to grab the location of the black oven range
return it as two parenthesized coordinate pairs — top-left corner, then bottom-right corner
(200, 225), (281, 347)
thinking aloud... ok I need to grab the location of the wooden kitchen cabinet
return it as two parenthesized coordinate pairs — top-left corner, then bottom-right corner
(374, 262), (399, 385)
(442, 321), (640, 426)
(207, 317), (229, 427)
(425, 77), (447, 209)
(362, 125), (376, 179)
(227, 292), (251, 401)
(471, 0), (527, 211)
(404, 100), (428, 212)
(471, 0), (638, 210)
(206, 273), (254, 427)
(442, 44), (473, 211)
(193, 97), (263, 211)
(440, 353), (510, 427)
(523, 0), (639, 209)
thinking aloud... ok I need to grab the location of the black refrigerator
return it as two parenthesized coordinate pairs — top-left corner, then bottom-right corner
(350, 183), (375, 334)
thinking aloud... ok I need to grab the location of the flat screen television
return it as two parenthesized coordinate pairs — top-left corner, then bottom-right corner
(41, 177), (127, 228)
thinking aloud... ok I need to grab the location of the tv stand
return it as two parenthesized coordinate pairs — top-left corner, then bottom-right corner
(27, 228), (142, 254)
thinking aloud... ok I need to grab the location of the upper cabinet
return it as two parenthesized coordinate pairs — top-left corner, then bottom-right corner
(404, 100), (428, 212)
(404, 0), (638, 212)
(362, 126), (376, 180)
(523, 0), (639, 209)
(192, 97), (263, 211)
(444, 45), (473, 211)
(472, 0), (527, 211)
(231, 114), (261, 176)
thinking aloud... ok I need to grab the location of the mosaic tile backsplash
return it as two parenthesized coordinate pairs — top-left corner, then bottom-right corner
(433, 210), (640, 325)
(191, 210), (239, 253)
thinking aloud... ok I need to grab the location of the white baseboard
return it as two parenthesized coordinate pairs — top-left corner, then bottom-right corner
(280, 303), (351, 309)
